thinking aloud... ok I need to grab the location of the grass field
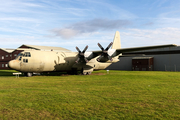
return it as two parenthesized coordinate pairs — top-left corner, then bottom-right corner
(0, 70), (180, 119)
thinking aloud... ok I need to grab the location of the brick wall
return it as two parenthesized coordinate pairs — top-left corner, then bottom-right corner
(0, 49), (23, 70)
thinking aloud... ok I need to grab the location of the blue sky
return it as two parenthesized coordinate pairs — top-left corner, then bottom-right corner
(1, 0), (180, 51)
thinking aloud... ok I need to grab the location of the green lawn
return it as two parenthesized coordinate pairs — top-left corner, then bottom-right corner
(0, 70), (180, 119)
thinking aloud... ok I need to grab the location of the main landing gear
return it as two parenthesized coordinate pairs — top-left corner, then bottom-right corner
(24, 72), (33, 77)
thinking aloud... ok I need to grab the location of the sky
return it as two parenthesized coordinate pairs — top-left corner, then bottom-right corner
(1, 0), (180, 51)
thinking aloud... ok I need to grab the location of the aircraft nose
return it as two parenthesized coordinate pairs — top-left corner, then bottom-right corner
(8, 60), (20, 70)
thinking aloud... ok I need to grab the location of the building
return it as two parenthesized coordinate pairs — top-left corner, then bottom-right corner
(107, 46), (180, 71)
(0, 48), (23, 70)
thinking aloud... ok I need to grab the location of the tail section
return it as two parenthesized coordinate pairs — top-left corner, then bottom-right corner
(112, 31), (121, 49)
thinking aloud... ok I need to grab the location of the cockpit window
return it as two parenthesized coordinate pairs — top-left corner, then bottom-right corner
(15, 52), (31, 60)
(15, 52), (31, 61)
(15, 53), (24, 59)
(24, 52), (31, 57)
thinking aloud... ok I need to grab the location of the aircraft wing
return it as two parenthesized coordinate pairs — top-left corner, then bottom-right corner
(115, 44), (177, 54)
(87, 44), (177, 62)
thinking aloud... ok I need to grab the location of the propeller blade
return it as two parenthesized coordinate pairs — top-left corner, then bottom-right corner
(82, 45), (88, 53)
(84, 58), (89, 63)
(105, 42), (113, 51)
(97, 55), (103, 62)
(76, 47), (81, 53)
(98, 43), (104, 51)
(75, 58), (80, 63)
(108, 56), (113, 61)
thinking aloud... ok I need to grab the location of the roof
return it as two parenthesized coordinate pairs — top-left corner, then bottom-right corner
(132, 57), (153, 59)
(19, 44), (72, 52)
(16, 48), (35, 51)
(127, 45), (180, 53)
(0, 48), (15, 53)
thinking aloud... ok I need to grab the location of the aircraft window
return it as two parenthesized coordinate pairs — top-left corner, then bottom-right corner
(16, 53), (24, 59)
(19, 57), (22, 61)
(23, 59), (28, 63)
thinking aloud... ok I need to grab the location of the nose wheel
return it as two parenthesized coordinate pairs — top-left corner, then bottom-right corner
(81, 68), (92, 75)
(82, 72), (91, 75)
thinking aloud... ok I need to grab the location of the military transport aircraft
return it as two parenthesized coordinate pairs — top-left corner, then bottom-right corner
(8, 31), (177, 77)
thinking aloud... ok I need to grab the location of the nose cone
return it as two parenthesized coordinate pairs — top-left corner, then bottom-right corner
(8, 60), (20, 70)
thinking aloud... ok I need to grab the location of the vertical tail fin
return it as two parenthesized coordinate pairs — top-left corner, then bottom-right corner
(112, 31), (121, 49)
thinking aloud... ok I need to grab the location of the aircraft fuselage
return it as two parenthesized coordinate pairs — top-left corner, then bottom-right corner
(8, 50), (113, 75)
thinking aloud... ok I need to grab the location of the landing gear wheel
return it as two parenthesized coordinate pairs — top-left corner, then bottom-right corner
(87, 72), (92, 75)
(24, 73), (33, 77)
(24, 72), (27, 76)
(81, 68), (92, 75)
(82, 72), (91, 75)
(83, 72), (87, 75)
(27, 72), (32, 77)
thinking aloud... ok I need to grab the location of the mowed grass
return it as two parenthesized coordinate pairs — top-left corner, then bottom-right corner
(0, 70), (180, 119)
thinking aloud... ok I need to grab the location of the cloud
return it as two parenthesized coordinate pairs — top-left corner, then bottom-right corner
(127, 27), (180, 39)
(0, 0), (42, 13)
(51, 28), (79, 39)
(121, 27), (180, 47)
(51, 18), (131, 39)
(0, 17), (37, 22)
(143, 22), (154, 26)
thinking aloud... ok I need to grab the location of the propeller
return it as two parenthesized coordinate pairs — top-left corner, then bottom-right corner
(75, 45), (89, 63)
(97, 42), (113, 62)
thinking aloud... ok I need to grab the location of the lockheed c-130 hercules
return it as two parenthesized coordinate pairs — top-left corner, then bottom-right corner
(8, 31), (177, 77)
